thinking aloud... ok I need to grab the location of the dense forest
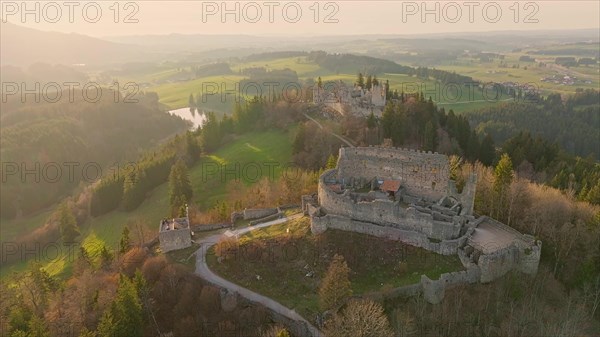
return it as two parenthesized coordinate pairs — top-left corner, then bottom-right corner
(0, 90), (187, 219)
(0, 241), (285, 336)
(467, 89), (600, 204)
(469, 89), (599, 159)
(308, 51), (474, 84)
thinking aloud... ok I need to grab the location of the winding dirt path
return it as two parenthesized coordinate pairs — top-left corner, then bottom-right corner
(194, 214), (322, 337)
(303, 113), (355, 148)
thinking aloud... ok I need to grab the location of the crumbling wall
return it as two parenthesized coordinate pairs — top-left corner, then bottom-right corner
(243, 208), (278, 220)
(318, 170), (461, 240)
(231, 211), (243, 223)
(517, 238), (542, 275)
(336, 147), (450, 201)
(421, 275), (446, 304)
(159, 228), (192, 253)
(421, 265), (481, 304)
(478, 244), (520, 283)
(310, 214), (470, 256)
(192, 223), (231, 232)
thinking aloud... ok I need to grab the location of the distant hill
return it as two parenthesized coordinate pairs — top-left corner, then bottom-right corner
(0, 22), (146, 66)
(0, 90), (188, 218)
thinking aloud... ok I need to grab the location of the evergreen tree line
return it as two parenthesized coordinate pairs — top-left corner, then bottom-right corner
(502, 132), (600, 205)
(90, 131), (200, 216)
(377, 93), (496, 166)
(306, 51), (473, 85)
(469, 89), (600, 204)
(469, 89), (599, 159)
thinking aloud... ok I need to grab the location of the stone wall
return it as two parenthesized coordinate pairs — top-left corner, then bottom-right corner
(517, 237), (542, 275)
(311, 214), (471, 256)
(243, 208), (278, 220)
(158, 228), (191, 253)
(311, 211), (541, 287)
(361, 265), (481, 304)
(230, 211), (243, 223)
(470, 218), (542, 283)
(248, 211), (283, 225)
(191, 223), (231, 232)
(336, 147), (450, 202)
(421, 265), (481, 304)
(478, 244), (520, 283)
(318, 170), (461, 240)
(458, 173), (477, 216)
(477, 240), (542, 283)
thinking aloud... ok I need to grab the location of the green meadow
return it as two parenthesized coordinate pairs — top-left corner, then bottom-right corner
(0, 129), (293, 279)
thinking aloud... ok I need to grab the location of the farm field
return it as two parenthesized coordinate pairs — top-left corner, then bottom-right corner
(437, 54), (599, 96)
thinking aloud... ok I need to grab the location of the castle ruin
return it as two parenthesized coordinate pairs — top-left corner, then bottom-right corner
(305, 146), (541, 302)
(313, 80), (386, 117)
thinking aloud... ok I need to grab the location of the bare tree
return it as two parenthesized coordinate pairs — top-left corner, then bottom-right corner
(324, 299), (394, 337)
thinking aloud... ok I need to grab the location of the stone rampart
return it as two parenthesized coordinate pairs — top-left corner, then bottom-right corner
(478, 244), (520, 283)
(336, 147), (450, 201)
(361, 264), (480, 304)
(517, 238), (542, 275)
(318, 170), (461, 240)
(308, 146), (541, 300)
(243, 208), (278, 220)
(311, 214), (471, 256)
(191, 223), (232, 232)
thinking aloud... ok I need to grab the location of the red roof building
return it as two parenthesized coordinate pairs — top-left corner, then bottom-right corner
(380, 180), (401, 193)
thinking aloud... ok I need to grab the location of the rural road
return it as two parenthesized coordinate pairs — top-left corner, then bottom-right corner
(194, 214), (323, 337)
(303, 113), (355, 148)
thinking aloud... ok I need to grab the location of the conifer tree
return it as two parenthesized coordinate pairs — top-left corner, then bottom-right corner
(493, 153), (514, 220)
(98, 276), (143, 337)
(168, 159), (193, 216)
(319, 254), (352, 311)
(57, 201), (79, 242)
(366, 74), (372, 90)
(119, 226), (131, 254)
(356, 73), (365, 88)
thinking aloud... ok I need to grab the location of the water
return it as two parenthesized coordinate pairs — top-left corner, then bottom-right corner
(169, 107), (207, 130)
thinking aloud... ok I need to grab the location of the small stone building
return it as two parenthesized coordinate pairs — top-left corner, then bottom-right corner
(159, 207), (192, 253)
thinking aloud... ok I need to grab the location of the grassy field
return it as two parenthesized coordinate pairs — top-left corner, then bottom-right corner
(147, 74), (246, 110)
(0, 208), (54, 242)
(113, 47), (597, 113)
(190, 129), (294, 209)
(208, 216), (464, 320)
(0, 129), (294, 279)
(129, 54), (553, 114)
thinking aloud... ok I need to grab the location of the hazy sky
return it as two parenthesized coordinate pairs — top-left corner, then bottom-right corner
(2, 1), (599, 37)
